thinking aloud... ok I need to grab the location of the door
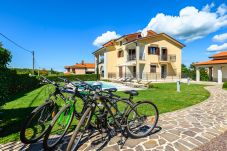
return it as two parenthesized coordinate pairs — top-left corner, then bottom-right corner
(161, 65), (167, 78)
(119, 66), (123, 78)
(161, 48), (168, 61)
(128, 49), (136, 60)
(133, 66), (136, 78)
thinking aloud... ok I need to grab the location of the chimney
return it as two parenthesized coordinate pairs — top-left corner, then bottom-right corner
(81, 60), (84, 65)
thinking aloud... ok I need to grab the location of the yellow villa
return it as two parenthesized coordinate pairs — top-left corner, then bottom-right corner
(93, 30), (185, 81)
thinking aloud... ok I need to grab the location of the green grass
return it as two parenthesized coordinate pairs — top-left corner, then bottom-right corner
(0, 83), (210, 144)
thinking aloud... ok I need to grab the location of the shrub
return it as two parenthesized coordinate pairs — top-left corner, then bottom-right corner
(46, 74), (99, 82)
(148, 84), (158, 89)
(223, 82), (227, 89)
(0, 69), (40, 106)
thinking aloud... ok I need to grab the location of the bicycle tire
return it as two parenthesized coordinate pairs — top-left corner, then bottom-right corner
(66, 106), (92, 151)
(20, 100), (57, 144)
(43, 103), (75, 150)
(125, 101), (159, 138)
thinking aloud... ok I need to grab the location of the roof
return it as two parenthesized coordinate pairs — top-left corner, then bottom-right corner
(65, 63), (95, 69)
(123, 33), (185, 48)
(210, 51), (227, 58)
(92, 30), (184, 54)
(194, 59), (227, 66)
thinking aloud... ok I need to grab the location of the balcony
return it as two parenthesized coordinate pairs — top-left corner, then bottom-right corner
(159, 55), (176, 62)
(159, 55), (168, 61)
(127, 54), (136, 61)
(99, 58), (104, 64)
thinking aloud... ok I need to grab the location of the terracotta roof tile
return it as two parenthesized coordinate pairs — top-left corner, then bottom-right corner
(210, 51), (227, 58)
(64, 63), (95, 69)
(194, 59), (227, 66)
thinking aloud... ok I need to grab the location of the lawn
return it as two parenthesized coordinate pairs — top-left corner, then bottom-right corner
(0, 83), (210, 144)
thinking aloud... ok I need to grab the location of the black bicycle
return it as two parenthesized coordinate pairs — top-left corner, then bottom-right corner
(20, 76), (70, 144)
(66, 86), (159, 151)
(42, 78), (96, 150)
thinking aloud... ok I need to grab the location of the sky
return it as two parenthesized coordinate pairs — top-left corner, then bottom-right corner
(0, 0), (227, 71)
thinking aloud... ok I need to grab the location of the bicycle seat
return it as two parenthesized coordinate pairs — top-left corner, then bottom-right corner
(124, 90), (138, 96)
(105, 88), (117, 93)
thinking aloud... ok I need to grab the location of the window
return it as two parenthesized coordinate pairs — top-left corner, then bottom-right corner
(119, 41), (122, 46)
(148, 46), (159, 55)
(137, 34), (142, 38)
(118, 50), (124, 58)
(150, 65), (156, 73)
(170, 55), (176, 62)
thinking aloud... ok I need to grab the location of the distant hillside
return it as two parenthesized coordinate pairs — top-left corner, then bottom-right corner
(10, 68), (64, 76)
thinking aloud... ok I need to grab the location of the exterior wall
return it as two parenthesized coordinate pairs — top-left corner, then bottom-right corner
(141, 36), (182, 77)
(75, 68), (86, 75)
(213, 65), (227, 82)
(106, 46), (118, 78)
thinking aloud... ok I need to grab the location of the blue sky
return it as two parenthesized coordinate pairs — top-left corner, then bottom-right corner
(0, 0), (227, 71)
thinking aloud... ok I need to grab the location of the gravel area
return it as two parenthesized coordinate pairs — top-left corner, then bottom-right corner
(193, 131), (227, 151)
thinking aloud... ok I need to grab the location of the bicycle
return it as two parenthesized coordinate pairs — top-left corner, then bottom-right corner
(66, 86), (159, 151)
(20, 76), (70, 144)
(42, 77), (98, 150)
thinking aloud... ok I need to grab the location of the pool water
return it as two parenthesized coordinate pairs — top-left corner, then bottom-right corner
(86, 81), (116, 89)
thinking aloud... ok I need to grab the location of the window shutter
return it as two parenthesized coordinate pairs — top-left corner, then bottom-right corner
(148, 47), (150, 55)
(156, 47), (160, 55)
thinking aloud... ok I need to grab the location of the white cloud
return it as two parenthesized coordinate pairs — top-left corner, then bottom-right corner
(93, 31), (121, 47)
(202, 3), (215, 12)
(213, 33), (227, 42)
(217, 4), (227, 16)
(141, 3), (227, 41)
(207, 43), (227, 51)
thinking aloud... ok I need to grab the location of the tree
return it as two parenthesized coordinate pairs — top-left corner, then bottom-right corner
(181, 64), (189, 78)
(0, 42), (12, 69)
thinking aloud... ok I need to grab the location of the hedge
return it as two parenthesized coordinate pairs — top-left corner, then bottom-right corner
(223, 82), (227, 89)
(0, 69), (40, 106)
(46, 74), (99, 82)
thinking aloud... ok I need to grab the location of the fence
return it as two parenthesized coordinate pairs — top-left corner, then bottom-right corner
(107, 72), (182, 81)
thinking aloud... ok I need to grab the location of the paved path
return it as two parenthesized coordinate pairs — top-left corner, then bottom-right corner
(1, 85), (227, 151)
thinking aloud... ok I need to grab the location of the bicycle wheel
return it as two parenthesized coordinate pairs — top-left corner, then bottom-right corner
(66, 106), (92, 151)
(20, 100), (57, 144)
(43, 103), (75, 150)
(125, 101), (159, 138)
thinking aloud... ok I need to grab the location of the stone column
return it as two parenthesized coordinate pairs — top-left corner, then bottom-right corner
(95, 55), (98, 74)
(217, 66), (222, 84)
(104, 51), (108, 79)
(196, 67), (200, 82)
(136, 45), (140, 79)
(208, 67), (213, 81)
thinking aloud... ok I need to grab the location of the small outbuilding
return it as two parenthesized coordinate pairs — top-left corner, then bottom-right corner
(194, 52), (227, 83)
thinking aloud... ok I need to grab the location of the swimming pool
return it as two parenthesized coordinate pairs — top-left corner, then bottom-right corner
(86, 81), (116, 89)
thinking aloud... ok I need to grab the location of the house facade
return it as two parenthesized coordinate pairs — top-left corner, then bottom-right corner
(93, 30), (185, 81)
(194, 51), (227, 83)
(64, 60), (95, 75)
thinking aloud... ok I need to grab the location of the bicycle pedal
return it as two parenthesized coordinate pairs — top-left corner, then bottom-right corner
(110, 129), (116, 136)
(117, 140), (124, 145)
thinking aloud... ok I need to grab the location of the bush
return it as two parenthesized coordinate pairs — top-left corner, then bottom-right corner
(223, 82), (227, 89)
(0, 69), (40, 106)
(148, 84), (158, 89)
(46, 74), (99, 82)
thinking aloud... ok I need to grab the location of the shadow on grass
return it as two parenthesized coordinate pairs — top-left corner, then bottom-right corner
(0, 107), (36, 138)
(0, 84), (43, 107)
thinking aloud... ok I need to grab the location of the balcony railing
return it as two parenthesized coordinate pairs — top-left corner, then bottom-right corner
(159, 55), (176, 62)
(139, 55), (145, 60)
(127, 54), (136, 61)
(159, 55), (168, 61)
(99, 59), (104, 64)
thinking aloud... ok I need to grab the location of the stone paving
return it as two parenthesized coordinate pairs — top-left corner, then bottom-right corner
(1, 85), (227, 151)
